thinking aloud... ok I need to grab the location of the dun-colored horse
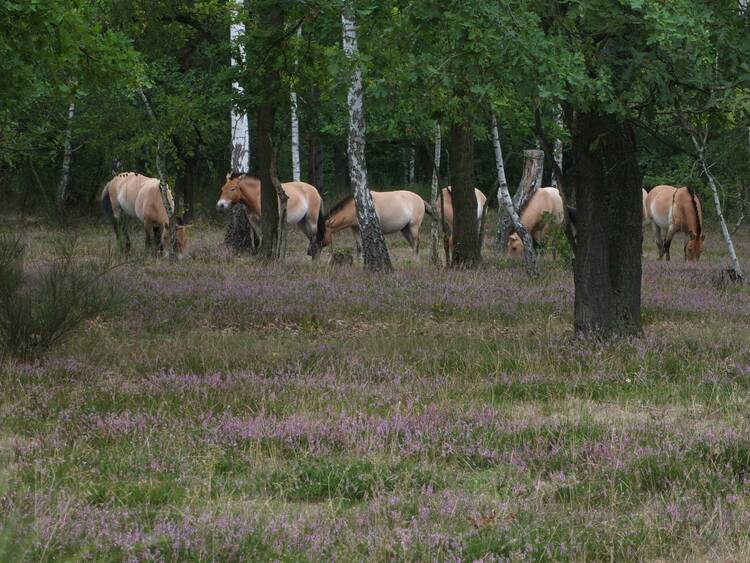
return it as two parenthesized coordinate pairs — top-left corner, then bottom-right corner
(102, 172), (190, 256)
(507, 187), (566, 257)
(216, 173), (324, 257)
(434, 187), (487, 265)
(314, 190), (432, 256)
(645, 184), (704, 261)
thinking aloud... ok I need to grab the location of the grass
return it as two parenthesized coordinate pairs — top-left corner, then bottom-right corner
(1, 212), (750, 561)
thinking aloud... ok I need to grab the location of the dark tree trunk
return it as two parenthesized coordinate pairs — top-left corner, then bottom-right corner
(307, 135), (324, 190)
(179, 158), (196, 223)
(450, 120), (480, 267)
(257, 5), (284, 259)
(333, 140), (349, 197)
(570, 111), (642, 337)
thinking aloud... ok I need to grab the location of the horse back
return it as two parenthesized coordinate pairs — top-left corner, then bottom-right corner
(135, 179), (174, 226)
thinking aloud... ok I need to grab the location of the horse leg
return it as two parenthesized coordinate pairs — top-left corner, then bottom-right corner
(401, 226), (417, 257)
(652, 224), (664, 259)
(663, 225), (678, 262)
(352, 227), (362, 258)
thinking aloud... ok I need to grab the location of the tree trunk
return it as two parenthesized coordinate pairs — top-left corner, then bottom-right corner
(551, 105), (564, 190)
(684, 121), (744, 282)
(342, 7), (392, 273)
(450, 120), (480, 267)
(230, 0), (250, 172)
(498, 149), (544, 250)
(333, 141), (349, 196)
(570, 111), (642, 336)
(139, 90), (177, 261)
(429, 121), (442, 266)
(290, 26), (302, 182)
(56, 101), (76, 212)
(491, 114), (537, 276)
(408, 147), (416, 184)
(307, 136), (324, 190)
(179, 158), (196, 223)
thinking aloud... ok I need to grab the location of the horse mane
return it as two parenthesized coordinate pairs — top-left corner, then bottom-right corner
(327, 195), (354, 217)
(226, 172), (260, 182)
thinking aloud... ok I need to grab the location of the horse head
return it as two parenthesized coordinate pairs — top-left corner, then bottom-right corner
(160, 218), (193, 256)
(506, 232), (523, 257)
(216, 173), (245, 211)
(684, 233), (705, 261)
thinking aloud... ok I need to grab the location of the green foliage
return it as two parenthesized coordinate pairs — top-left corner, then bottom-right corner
(540, 211), (573, 266)
(0, 234), (118, 360)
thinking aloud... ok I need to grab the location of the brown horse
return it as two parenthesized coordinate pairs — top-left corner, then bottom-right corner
(216, 173), (324, 257)
(314, 190), (432, 256)
(645, 184), (704, 261)
(102, 172), (190, 256)
(434, 187), (487, 265)
(507, 187), (565, 257)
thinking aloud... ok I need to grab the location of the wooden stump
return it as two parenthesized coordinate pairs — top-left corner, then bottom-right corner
(498, 149), (544, 251)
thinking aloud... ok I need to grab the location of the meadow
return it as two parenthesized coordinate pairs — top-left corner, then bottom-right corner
(2, 213), (750, 561)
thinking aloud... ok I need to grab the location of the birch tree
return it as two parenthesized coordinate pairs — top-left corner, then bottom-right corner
(230, 0), (250, 173)
(551, 105), (563, 190)
(56, 101), (76, 212)
(429, 121), (441, 265)
(342, 6), (393, 273)
(290, 27), (301, 182)
(681, 117), (744, 282)
(139, 90), (177, 262)
(491, 114), (537, 276)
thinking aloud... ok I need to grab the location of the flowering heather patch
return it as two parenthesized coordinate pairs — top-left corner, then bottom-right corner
(1, 221), (750, 560)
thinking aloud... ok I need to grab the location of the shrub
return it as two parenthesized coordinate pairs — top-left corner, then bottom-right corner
(541, 211), (574, 266)
(0, 234), (119, 360)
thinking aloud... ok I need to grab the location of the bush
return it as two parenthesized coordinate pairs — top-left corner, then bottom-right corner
(541, 211), (574, 267)
(0, 234), (118, 360)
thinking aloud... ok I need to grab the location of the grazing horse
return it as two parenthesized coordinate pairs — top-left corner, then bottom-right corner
(642, 188), (650, 228)
(645, 184), (704, 261)
(506, 187), (566, 257)
(313, 190), (432, 256)
(216, 173), (324, 258)
(102, 172), (190, 256)
(434, 187), (487, 265)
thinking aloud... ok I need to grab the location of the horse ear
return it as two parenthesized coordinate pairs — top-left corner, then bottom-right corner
(226, 172), (232, 181)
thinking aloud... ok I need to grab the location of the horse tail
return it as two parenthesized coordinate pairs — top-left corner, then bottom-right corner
(102, 183), (114, 222)
(315, 203), (326, 244)
(688, 188), (702, 237)
(567, 206), (577, 227)
(422, 199), (434, 216)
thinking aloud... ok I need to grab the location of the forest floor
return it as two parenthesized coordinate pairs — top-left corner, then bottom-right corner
(2, 213), (750, 561)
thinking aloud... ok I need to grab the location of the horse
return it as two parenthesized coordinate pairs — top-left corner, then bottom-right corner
(312, 190), (432, 257)
(216, 173), (325, 258)
(102, 172), (190, 256)
(642, 188), (650, 227)
(434, 187), (487, 265)
(506, 187), (567, 257)
(645, 184), (704, 261)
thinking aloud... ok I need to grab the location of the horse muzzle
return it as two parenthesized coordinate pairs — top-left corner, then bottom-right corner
(216, 200), (231, 211)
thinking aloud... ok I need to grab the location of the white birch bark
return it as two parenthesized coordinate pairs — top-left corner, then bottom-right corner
(408, 147), (415, 184)
(230, 0), (250, 172)
(139, 90), (177, 261)
(56, 101), (76, 210)
(290, 26), (301, 182)
(492, 114), (537, 276)
(429, 121), (441, 265)
(685, 124), (744, 281)
(551, 105), (563, 190)
(342, 6), (392, 272)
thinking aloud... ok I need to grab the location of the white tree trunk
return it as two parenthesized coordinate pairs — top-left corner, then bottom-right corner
(551, 105), (563, 189)
(230, 0), (250, 172)
(290, 26), (302, 182)
(56, 101), (76, 210)
(139, 90), (177, 261)
(686, 126), (744, 281)
(492, 114), (537, 276)
(342, 7), (392, 272)
(429, 121), (441, 265)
